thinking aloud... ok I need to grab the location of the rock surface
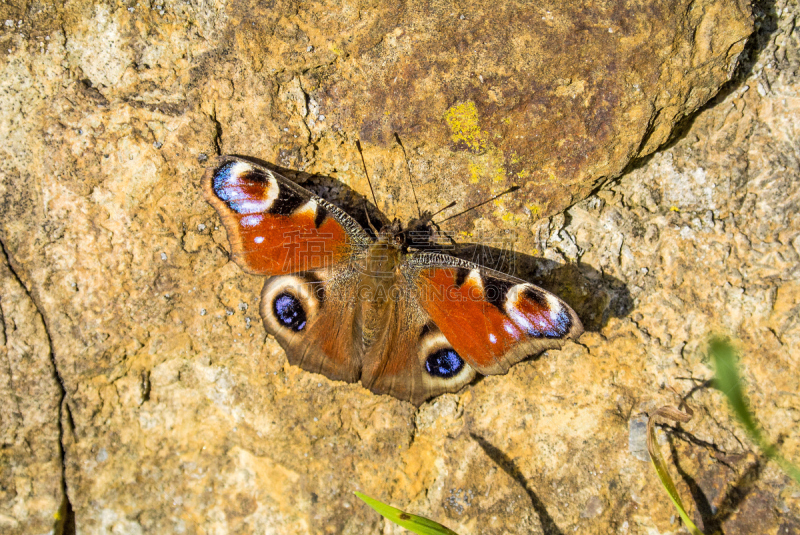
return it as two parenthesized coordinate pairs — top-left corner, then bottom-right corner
(0, 247), (65, 535)
(2, 0), (799, 534)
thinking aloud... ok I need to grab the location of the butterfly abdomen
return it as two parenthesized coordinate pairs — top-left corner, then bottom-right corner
(356, 240), (404, 348)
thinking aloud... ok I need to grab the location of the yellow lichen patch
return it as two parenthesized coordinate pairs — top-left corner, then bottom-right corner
(467, 161), (482, 184)
(529, 200), (550, 219)
(444, 101), (487, 152)
(489, 158), (506, 182)
(499, 210), (528, 226)
(445, 101), (512, 185)
(467, 148), (506, 183)
(489, 196), (526, 226)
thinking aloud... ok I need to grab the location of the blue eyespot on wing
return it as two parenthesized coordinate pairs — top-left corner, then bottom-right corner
(273, 292), (307, 331)
(424, 348), (464, 378)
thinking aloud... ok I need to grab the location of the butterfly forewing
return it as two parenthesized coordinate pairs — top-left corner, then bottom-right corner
(203, 156), (370, 276)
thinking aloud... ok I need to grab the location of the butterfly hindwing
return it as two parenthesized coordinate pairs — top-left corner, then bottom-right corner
(405, 253), (583, 376)
(260, 266), (362, 383)
(203, 156), (370, 276)
(358, 294), (477, 406)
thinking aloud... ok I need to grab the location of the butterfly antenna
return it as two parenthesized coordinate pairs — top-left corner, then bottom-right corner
(428, 201), (457, 220)
(362, 199), (380, 236)
(434, 185), (521, 224)
(394, 133), (422, 218)
(356, 140), (379, 208)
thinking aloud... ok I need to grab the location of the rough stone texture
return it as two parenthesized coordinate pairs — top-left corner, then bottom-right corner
(520, 2), (800, 532)
(212, 0), (753, 222)
(0, 248), (65, 533)
(3, 0), (800, 534)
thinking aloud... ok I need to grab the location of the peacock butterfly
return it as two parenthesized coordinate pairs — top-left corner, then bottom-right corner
(203, 155), (583, 406)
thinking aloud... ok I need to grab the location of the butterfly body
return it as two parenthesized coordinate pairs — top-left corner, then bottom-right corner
(357, 238), (403, 350)
(204, 156), (583, 405)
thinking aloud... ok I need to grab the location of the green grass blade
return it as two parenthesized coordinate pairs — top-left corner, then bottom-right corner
(647, 407), (705, 535)
(709, 337), (800, 485)
(354, 491), (461, 535)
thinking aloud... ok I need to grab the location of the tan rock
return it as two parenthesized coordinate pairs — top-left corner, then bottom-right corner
(4, 0), (800, 534)
(0, 250), (65, 534)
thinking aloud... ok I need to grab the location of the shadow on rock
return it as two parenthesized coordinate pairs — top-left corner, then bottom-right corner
(471, 433), (565, 535)
(451, 243), (632, 332)
(667, 435), (764, 534)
